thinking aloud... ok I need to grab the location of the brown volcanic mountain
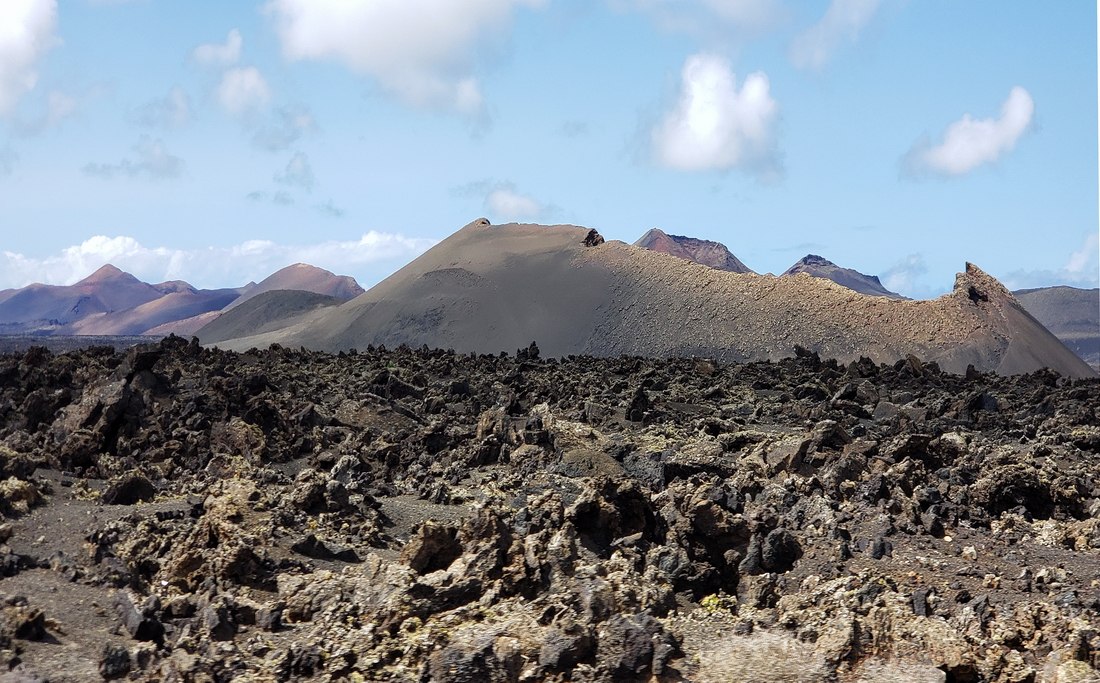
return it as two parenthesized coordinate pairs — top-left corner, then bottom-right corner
(635, 228), (753, 273)
(783, 254), (904, 299)
(0, 265), (164, 330)
(212, 220), (1095, 378)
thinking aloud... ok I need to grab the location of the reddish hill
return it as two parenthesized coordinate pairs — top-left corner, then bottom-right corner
(634, 228), (753, 274)
(0, 265), (163, 329)
(0, 263), (363, 338)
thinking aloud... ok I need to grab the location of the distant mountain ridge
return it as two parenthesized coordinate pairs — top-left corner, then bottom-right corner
(0, 263), (363, 337)
(782, 254), (904, 299)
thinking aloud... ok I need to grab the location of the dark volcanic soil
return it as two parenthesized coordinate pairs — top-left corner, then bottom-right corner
(0, 337), (1097, 682)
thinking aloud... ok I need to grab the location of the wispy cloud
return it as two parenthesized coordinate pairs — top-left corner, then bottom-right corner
(1065, 233), (1099, 276)
(274, 151), (315, 191)
(135, 86), (192, 129)
(1002, 233), (1100, 290)
(904, 87), (1035, 178)
(651, 53), (780, 178)
(881, 253), (929, 298)
(251, 104), (316, 151)
(217, 66), (272, 116)
(0, 146), (17, 175)
(558, 120), (589, 138)
(11, 89), (80, 136)
(82, 136), (184, 180)
(192, 28), (242, 66)
(790, 0), (879, 70)
(0, 232), (437, 290)
(613, 0), (786, 39)
(771, 241), (826, 253)
(315, 200), (344, 218)
(246, 190), (294, 206)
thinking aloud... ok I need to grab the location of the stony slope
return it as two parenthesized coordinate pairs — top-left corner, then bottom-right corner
(0, 339), (1096, 681)
(783, 254), (903, 299)
(214, 220), (1095, 379)
(1013, 286), (1100, 370)
(634, 228), (753, 273)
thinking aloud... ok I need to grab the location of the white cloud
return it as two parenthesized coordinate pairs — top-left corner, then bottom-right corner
(264, 0), (543, 116)
(274, 151), (315, 191)
(651, 53), (780, 176)
(217, 66), (271, 116)
(192, 28), (242, 66)
(82, 136), (183, 180)
(790, 0), (878, 70)
(905, 87), (1035, 177)
(455, 180), (549, 221)
(0, 0), (58, 115)
(0, 232), (437, 290)
(486, 187), (543, 220)
(136, 86), (192, 129)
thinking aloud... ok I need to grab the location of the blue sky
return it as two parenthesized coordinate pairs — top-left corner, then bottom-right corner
(0, 0), (1096, 297)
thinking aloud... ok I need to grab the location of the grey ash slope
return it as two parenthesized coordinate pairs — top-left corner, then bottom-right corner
(634, 228), (753, 273)
(1013, 286), (1100, 370)
(196, 290), (344, 345)
(211, 220), (1095, 378)
(783, 254), (903, 299)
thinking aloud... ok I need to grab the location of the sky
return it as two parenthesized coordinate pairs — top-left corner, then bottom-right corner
(0, 0), (1097, 298)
